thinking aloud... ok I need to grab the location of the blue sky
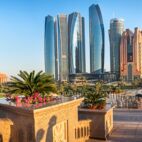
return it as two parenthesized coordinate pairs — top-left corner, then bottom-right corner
(0, 0), (142, 76)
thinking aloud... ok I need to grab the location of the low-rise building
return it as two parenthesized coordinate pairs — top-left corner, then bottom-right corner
(0, 73), (8, 84)
(69, 72), (118, 84)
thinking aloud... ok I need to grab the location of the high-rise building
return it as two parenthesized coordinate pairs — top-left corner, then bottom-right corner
(109, 18), (124, 75)
(44, 15), (55, 77)
(44, 14), (69, 82)
(89, 4), (105, 74)
(55, 14), (69, 81)
(120, 28), (142, 81)
(68, 12), (86, 74)
(133, 28), (142, 78)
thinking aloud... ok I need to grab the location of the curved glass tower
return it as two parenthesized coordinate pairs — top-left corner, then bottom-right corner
(44, 15), (55, 77)
(68, 12), (86, 74)
(55, 14), (68, 81)
(109, 18), (124, 75)
(89, 4), (104, 74)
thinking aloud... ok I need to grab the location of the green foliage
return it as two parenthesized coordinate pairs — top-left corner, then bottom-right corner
(0, 83), (6, 94)
(131, 79), (141, 88)
(0, 93), (4, 98)
(58, 82), (77, 97)
(83, 82), (107, 108)
(4, 70), (57, 97)
(0, 84), (2, 93)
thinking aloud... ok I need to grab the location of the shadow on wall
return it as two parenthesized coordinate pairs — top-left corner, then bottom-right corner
(35, 115), (57, 142)
(46, 115), (57, 142)
(0, 116), (57, 142)
(0, 134), (3, 142)
(36, 129), (45, 142)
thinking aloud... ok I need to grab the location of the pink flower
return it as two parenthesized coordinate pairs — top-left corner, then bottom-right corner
(43, 97), (46, 103)
(38, 97), (43, 103)
(15, 96), (21, 103)
(33, 92), (40, 98)
(16, 102), (22, 107)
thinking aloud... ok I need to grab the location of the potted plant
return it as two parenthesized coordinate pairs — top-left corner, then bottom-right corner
(83, 82), (107, 109)
(78, 82), (114, 140)
(4, 70), (58, 107)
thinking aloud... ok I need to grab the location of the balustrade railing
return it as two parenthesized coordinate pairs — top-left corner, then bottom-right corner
(108, 93), (142, 109)
(74, 120), (91, 141)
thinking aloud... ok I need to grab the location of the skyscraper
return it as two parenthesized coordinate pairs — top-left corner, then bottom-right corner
(133, 28), (142, 78)
(89, 4), (104, 74)
(120, 28), (142, 81)
(68, 12), (86, 74)
(44, 15), (55, 77)
(55, 14), (69, 81)
(109, 18), (124, 75)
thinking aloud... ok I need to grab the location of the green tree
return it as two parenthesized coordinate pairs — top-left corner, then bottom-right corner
(83, 82), (107, 109)
(4, 70), (57, 97)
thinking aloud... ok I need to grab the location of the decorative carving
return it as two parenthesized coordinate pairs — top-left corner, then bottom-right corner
(53, 121), (67, 142)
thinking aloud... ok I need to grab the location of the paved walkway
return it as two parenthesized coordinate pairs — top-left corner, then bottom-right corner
(89, 109), (142, 142)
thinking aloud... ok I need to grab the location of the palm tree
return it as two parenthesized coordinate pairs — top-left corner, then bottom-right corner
(4, 70), (57, 97)
(83, 82), (107, 109)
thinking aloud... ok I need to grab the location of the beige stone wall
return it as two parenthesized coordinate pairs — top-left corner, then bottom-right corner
(0, 106), (35, 142)
(34, 99), (82, 142)
(0, 118), (13, 142)
(0, 98), (83, 142)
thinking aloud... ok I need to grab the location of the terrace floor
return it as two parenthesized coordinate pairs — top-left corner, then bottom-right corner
(89, 109), (142, 142)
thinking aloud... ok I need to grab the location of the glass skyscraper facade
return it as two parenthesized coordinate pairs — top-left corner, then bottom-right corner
(55, 14), (68, 81)
(44, 14), (68, 81)
(89, 4), (104, 74)
(109, 18), (124, 75)
(44, 15), (55, 77)
(68, 12), (86, 74)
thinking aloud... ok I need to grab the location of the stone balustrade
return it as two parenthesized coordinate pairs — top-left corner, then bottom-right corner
(108, 93), (141, 108)
(74, 120), (91, 141)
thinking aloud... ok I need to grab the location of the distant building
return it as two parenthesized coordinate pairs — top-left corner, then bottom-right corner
(120, 28), (142, 81)
(44, 15), (55, 78)
(109, 18), (124, 76)
(69, 72), (117, 84)
(68, 12), (86, 74)
(133, 28), (142, 78)
(0, 73), (8, 84)
(55, 14), (69, 82)
(89, 4), (105, 74)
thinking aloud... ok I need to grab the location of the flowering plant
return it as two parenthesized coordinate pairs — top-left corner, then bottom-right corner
(6, 92), (59, 108)
(18, 92), (56, 103)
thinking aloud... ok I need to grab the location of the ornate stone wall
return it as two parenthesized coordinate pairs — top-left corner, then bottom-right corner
(0, 98), (83, 142)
